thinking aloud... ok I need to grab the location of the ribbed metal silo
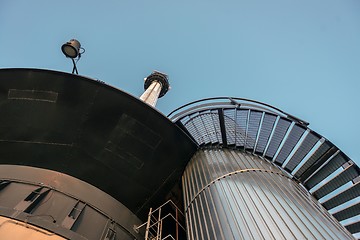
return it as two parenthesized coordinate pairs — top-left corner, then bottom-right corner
(182, 148), (353, 239)
(169, 97), (359, 240)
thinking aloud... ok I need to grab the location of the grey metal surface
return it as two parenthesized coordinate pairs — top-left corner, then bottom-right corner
(169, 97), (360, 238)
(0, 165), (143, 240)
(0, 68), (197, 219)
(182, 148), (353, 239)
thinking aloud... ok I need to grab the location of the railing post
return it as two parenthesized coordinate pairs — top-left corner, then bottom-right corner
(156, 207), (162, 240)
(175, 208), (179, 240)
(145, 208), (152, 240)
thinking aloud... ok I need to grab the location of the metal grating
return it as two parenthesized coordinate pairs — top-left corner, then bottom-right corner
(224, 109), (236, 145)
(245, 110), (262, 150)
(274, 124), (306, 165)
(294, 141), (332, 180)
(333, 202), (360, 222)
(197, 112), (212, 144)
(322, 182), (360, 210)
(264, 118), (291, 159)
(285, 132), (320, 172)
(183, 115), (202, 145)
(184, 111), (223, 145)
(255, 113), (276, 154)
(235, 109), (248, 147)
(345, 221), (360, 234)
(305, 153), (349, 189)
(313, 164), (360, 199)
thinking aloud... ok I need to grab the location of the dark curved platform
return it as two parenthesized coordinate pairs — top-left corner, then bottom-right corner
(0, 165), (143, 240)
(0, 68), (197, 218)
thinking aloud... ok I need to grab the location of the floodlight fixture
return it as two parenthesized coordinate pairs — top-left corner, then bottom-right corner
(61, 39), (81, 58)
(61, 39), (85, 74)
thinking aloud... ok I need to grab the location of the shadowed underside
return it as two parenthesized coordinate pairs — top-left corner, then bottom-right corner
(0, 68), (197, 219)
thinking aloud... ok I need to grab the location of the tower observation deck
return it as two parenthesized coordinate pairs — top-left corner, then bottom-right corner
(0, 68), (358, 239)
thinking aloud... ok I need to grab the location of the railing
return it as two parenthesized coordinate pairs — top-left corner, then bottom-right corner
(167, 97), (309, 126)
(135, 200), (186, 240)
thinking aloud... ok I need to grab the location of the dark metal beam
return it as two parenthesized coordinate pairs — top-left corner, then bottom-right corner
(218, 109), (228, 147)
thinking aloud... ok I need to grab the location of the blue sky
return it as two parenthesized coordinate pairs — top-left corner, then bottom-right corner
(0, 0), (359, 167)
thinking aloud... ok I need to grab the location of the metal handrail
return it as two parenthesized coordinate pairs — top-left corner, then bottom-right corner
(167, 97), (309, 126)
(134, 200), (186, 240)
(148, 213), (186, 231)
(151, 199), (185, 216)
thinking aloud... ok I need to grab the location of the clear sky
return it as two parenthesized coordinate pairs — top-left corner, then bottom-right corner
(0, 0), (359, 167)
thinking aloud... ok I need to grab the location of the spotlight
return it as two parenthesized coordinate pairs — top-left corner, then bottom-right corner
(61, 39), (81, 58)
(61, 39), (85, 74)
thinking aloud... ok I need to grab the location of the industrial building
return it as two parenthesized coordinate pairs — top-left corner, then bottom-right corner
(0, 42), (358, 239)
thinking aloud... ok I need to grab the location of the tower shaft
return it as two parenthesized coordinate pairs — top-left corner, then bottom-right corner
(140, 71), (170, 107)
(140, 81), (162, 106)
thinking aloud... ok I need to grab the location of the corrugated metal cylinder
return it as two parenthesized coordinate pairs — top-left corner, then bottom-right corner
(182, 148), (354, 240)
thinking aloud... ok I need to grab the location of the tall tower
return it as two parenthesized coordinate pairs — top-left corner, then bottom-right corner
(140, 71), (170, 107)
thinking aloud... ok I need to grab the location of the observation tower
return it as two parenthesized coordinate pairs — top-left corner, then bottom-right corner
(0, 68), (358, 239)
